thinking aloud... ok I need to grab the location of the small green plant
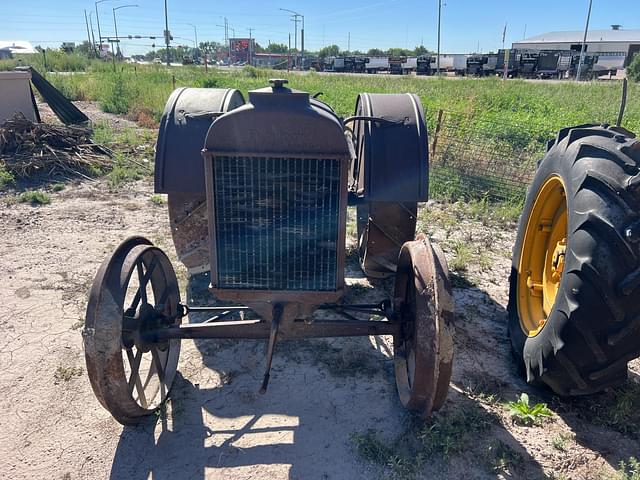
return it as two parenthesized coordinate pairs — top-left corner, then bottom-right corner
(19, 191), (51, 205)
(449, 240), (473, 272)
(611, 457), (640, 480)
(107, 154), (146, 189)
(484, 440), (522, 475)
(54, 365), (83, 383)
(506, 393), (553, 426)
(551, 433), (571, 451)
(0, 167), (15, 187)
(51, 183), (65, 192)
(150, 194), (165, 205)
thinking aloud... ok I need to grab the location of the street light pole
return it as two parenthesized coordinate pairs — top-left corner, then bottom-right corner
(576, 0), (593, 81)
(280, 8), (303, 70)
(164, 0), (170, 66)
(436, 0), (441, 75)
(187, 23), (198, 59)
(113, 4), (138, 59)
(95, 0), (112, 56)
(248, 28), (254, 66)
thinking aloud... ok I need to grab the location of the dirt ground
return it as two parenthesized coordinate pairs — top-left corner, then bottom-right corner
(1, 105), (639, 480)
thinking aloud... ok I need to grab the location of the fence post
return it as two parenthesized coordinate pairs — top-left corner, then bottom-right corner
(431, 109), (444, 162)
(172, 75), (176, 90)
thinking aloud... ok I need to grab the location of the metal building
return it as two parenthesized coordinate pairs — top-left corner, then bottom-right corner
(512, 27), (640, 66)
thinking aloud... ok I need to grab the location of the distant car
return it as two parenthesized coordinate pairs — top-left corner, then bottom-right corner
(153, 58), (162, 64)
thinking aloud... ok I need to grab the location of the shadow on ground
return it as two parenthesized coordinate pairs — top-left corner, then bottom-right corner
(109, 271), (551, 479)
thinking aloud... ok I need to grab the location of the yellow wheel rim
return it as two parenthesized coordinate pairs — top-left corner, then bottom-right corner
(517, 176), (568, 337)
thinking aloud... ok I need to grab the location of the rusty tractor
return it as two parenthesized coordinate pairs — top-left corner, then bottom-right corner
(83, 79), (454, 425)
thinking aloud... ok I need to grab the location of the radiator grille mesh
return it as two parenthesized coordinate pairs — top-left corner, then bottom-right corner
(213, 156), (341, 291)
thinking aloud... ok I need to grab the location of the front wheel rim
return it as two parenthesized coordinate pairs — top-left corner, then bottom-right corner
(517, 175), (568, 337)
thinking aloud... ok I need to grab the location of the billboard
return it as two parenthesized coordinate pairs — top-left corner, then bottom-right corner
(229, 38), (254, 64)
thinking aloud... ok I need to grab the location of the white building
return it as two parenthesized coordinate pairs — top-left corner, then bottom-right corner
(512, 27), (640, 66)
(0, 41), (37, 55)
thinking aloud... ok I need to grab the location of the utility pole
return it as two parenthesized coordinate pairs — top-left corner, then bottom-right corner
(576, 0), (593, 81)
(288, 32), (291, 70)
(248, 28), (254, 66)
(348, 32), (350, 53)
(436, 0), (441, 75)
(89, 12), (97, 55)
(164, 0), (170, 66)
(84, 10), (93, 57)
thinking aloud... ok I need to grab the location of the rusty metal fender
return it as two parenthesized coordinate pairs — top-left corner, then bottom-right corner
(155, 87), (245, 194)
(351, 93), (429, 202)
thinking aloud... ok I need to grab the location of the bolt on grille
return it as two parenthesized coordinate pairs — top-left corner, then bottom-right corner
(213, 156), (341, 291)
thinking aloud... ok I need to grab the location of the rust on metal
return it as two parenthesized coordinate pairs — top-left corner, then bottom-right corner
(86, 81), (453, 425)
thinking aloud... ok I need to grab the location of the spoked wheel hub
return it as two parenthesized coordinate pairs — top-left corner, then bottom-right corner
(83, 237), (182, 425)
(393, 235), (454, 417)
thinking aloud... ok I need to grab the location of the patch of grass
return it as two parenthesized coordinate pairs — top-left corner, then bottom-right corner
(351, 429), (414, 479)
(506, 393), (553, 426)
(18, 191), (51, 205)
(351, 404), (500, 478)
(448, 240), (473, 272)
(609, 457), (640, 480)
(0, 167), (15, 188)
(551, 433), (572, 451)
(54, 365), (83, 383)
(51, 183), (65, 192)
(483, 440), (523, 475)
(107, 154), (148, 189)
(150, 194), (166, 205)
(568, 380), (640, 439)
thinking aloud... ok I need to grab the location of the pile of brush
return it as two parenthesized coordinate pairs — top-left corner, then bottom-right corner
(0, 113), (112, 179)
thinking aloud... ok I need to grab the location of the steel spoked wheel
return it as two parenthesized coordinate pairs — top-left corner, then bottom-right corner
(83, 237), (181, 425)
(393, 235), (454, 416)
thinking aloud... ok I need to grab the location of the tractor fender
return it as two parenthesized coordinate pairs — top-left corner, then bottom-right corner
(155, 87), (245, 193)
(352, 93), (429, 202)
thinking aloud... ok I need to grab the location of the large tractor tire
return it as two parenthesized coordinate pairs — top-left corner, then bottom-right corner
(508, 124), (640, 396)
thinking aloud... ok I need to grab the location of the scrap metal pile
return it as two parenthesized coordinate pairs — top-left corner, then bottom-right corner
(0, 113), (111, 179)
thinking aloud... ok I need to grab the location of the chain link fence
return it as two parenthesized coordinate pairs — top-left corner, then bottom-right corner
(428, 110), (552, 203)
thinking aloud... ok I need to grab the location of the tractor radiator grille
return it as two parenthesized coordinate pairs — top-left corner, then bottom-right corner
(213, 156), (341, 291)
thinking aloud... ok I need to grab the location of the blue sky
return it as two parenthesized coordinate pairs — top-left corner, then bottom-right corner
(3, 0), (639, 55)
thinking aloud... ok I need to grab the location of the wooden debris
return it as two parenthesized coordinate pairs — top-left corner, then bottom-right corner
(0, 113), (112, 179)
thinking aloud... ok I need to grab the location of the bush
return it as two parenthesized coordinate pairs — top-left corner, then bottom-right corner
(628, 53), (640, 83)
(19, 191), (51, 205)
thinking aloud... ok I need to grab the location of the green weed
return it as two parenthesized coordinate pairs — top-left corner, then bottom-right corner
(484, 440), (523, 475)
(351, 404), (500, 478)
(0, 167), (15, 188)
(150, 194), (165, 205)
(506, 393), (553, 426)
(54, 366), (83, 383)
(610, 457), (640, 480)
(51, 183), (65, 192)
(551, 433), (572, 451)
(19, 191), (51, 205)
(568, 380), (640, 439)
(449, 241), (473, 272)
